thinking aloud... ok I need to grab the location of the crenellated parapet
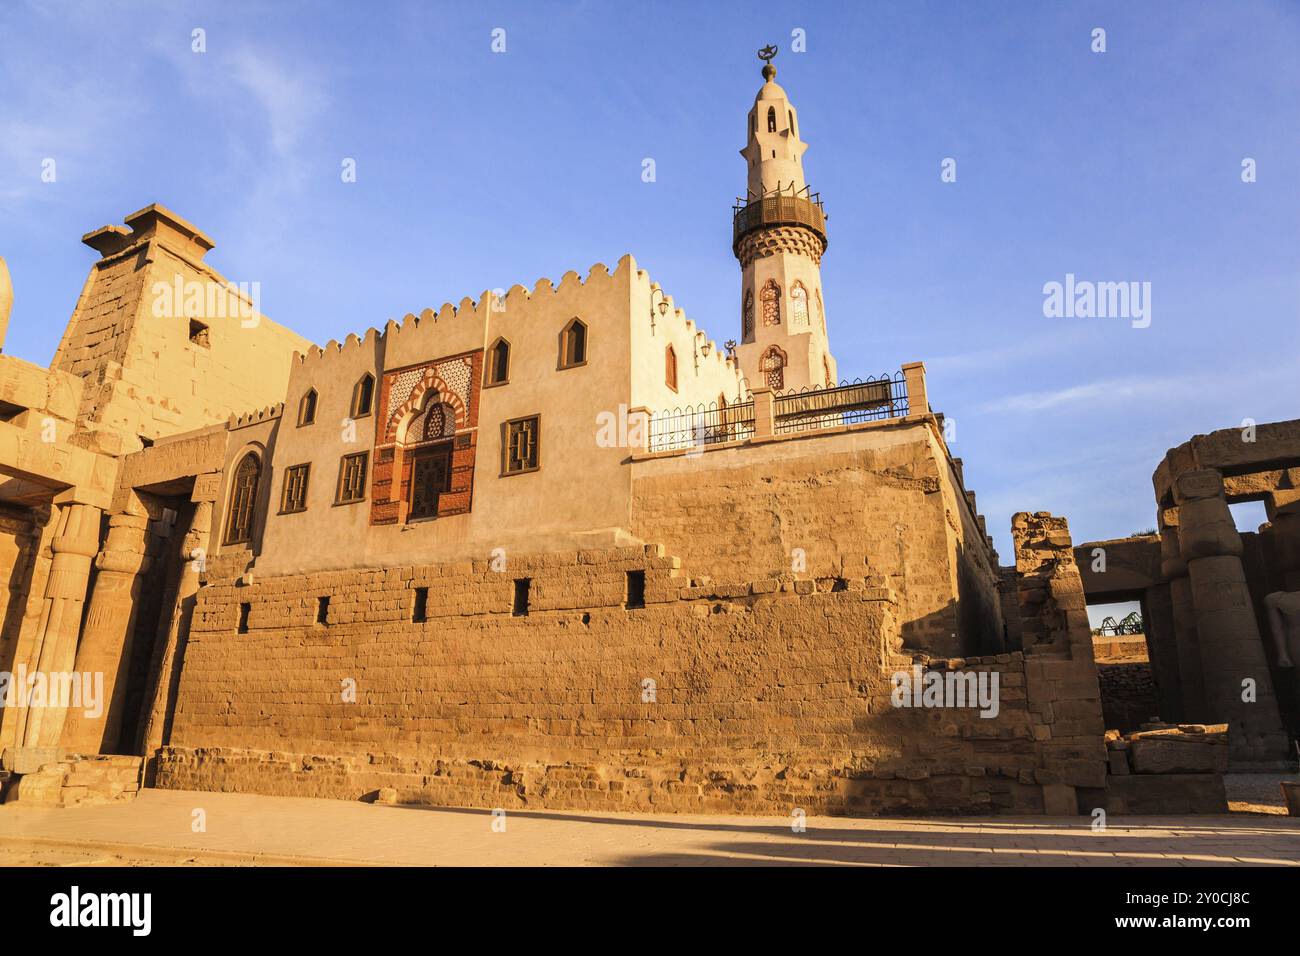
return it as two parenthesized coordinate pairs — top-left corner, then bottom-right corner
(227, 403), (284, 431)
(289, 255), (644, 375)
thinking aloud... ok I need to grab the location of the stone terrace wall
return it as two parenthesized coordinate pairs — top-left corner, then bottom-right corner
(157, 544), (1103, 815)
(630, 421), (1000, 657)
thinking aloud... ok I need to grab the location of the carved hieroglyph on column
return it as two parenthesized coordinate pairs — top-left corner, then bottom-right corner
(61, 499), (152, 754)
(20, 502), (103, 748)
(1175, 469), (1291, 769)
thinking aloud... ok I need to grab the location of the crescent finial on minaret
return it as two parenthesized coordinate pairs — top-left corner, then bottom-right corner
(758, 44), (777, 81)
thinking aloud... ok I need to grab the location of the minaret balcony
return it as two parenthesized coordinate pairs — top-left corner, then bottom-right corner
(732, 188), (827, 257)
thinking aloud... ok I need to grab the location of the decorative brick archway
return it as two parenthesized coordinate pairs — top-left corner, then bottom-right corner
(370, 350), (482, 526)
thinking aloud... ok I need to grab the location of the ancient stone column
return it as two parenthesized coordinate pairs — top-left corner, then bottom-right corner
(1160, 523), (1206, 722)
(19, 501), (103, 748)
(1175, 469), (1290, 769)
(1139, 582), (1184, 722)
(139, 500), (212, 758)
(60, 502), (152, 754)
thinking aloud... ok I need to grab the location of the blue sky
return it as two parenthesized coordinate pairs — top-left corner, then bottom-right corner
(2, 0), (1297, 561)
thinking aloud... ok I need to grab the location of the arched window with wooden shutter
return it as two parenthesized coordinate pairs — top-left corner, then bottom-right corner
(224, 452), (261, 545)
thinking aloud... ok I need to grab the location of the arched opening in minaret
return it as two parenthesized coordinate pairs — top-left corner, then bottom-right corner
(789, 110), (796, 136)
(767, 106), (776, 133)
(760, 345), (787, 391)
(791, 281), (809, 327)
(760, 278), (781, 327)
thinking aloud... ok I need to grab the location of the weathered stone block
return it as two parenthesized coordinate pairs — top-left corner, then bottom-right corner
(1129, 737), (1227, 774)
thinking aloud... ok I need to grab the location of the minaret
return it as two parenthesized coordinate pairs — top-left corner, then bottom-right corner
(733, 46), (835, 392)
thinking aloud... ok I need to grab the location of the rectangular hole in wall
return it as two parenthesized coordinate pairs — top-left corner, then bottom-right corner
(316, 595), (330, 626)
(513, 578), (531, 617)
(625, 570), (646, 609)
(238, 603), (250, 634)
(412, 586), (428, 623)
(1228, 499), (1268, 535)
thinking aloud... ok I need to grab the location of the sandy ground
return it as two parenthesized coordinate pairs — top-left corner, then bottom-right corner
(1, 783), (1298, 867)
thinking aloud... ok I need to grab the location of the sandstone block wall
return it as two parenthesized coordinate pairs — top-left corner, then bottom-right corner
(52, 206), (310, 456)
(156, 543), (1103, 816)
(631, 421), (1003, 657)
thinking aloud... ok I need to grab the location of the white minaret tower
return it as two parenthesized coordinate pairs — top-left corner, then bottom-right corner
(733, 46), (836, 392)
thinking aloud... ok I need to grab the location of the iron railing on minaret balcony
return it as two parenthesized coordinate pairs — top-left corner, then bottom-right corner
(732, 183), (828, 255)
(772, 373), (908, 435)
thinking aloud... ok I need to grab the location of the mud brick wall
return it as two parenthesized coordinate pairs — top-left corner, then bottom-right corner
(156, 543), (1105, 816)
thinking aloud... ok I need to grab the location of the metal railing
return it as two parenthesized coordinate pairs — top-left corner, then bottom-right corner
(732, 184), (827, 251)
(647, 400), (756, 452)
(773, 373), (908, 435)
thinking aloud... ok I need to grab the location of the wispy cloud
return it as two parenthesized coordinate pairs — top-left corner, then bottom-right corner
(226, 46), (328, 161)
(974, 364), (1295, 415)
(926, 327), (1094, 376)
(976, 375), (1188, 414)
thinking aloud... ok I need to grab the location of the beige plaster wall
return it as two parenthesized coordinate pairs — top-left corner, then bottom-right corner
(251, 257), (649, 576)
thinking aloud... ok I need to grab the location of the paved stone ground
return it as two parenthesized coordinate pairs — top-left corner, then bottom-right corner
(2, 788), (1299, 866)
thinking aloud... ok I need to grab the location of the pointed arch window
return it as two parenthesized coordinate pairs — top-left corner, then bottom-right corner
(665, 345), (678, 392)
(767, 106), (777, 133)
(486, 337), (511, 386)
(791, 281), (809, 326)
(742, 289), (754, 341)
(824, 356), (834, 388)
(761, 345), (787, 391)
(559, 318), (587, 369)
(350, 373), (375, 418)
(224, 452), (261, 545)
(760, 278), (781, 327)
(816, 288), (825, 332)
(297, 388), (317, 426)
(789, 110), (796, 136)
